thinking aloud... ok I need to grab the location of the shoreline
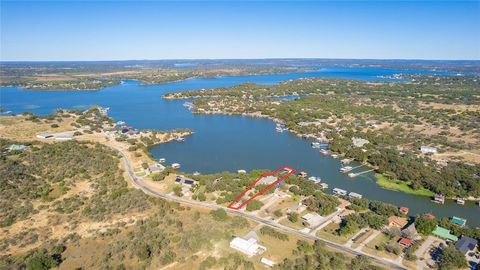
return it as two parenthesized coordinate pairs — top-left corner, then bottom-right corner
(187, 108), (480, 202)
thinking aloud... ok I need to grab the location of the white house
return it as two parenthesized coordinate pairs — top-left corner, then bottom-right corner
(36, 133), (53, 139)
(352, 137), (369, 147)
(420, 146), (437, 154)
(302, 213), (325, 228)
(230, 237), (266, 257)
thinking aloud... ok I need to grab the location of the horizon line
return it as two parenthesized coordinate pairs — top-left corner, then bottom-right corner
(1, 57), (480, 63)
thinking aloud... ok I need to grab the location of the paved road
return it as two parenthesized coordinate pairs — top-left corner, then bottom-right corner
(113, 145), (408, 270)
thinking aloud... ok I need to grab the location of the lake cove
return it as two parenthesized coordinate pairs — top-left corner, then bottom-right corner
(1, 67), (477, 227)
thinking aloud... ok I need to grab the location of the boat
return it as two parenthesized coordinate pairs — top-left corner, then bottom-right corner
(456, 198), (465, 205)
(348, 172), (356, 178)
(183, 102), (195, 110)
(308, 176), (321, 182)
(171, 163), (181, 169)
(340, 166), (353, 173)
(319, 149), (328, 155)
(311, 142), (321, 148)
(193, 171), (201, 176)
(159, 158), (166, 163)
(275, 126), (285, 133)
(176, 137), (185, 142)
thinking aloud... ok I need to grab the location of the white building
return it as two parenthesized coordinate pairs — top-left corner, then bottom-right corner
(54, 135), (74, 141)
(302, 213), (325, 228)
(420, 146), (437, 154)
(352, 137), (369, 147)
(36, 133), (53, 139)
(332, 188), (347, 196)
(348, 192), (363, 199)
(261, 258), (275, 267)
(230, 237), (266, 257)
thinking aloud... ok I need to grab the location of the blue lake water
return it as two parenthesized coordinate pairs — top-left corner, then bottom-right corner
(1, 67), (478, 227)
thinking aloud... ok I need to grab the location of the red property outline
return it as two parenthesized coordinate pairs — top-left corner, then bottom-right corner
(227, 166), (297, 210)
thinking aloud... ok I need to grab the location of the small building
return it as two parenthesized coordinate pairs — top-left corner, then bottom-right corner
(402, 223), (420, 240)
(148, 163), (165, 174)
(420, 146), (437, 154)
(54, 135), (73, 141)
(348, 192), (362, 199)
(171, 163), (181, 169)
(388, 216), (408, 228)
(455, 236), (478, 255)
(434, 194), (445, 204)
(302, 213), (324, 228)
(332, 188), (347, 196)
(7, 144), (27, 152)
(398, 237), (413, 248)
(175, 176), (197, 188)
(451, 216), (467, 227)
(424, 213), (436, 219)
(298, 171), (308, 178)
(238, 169), (247, 174)
(352, 137), (369, 147)
(230, 237), (266, 257)
(36, 133), (53, 139)
(260, 257), (275, 267)
(432, 226), (458, 242)
(399, 206), (409, 215)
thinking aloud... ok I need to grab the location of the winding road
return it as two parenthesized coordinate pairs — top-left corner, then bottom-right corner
(113, 145), (408, 270)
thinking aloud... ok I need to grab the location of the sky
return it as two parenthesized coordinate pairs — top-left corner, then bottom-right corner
(1, 1), (479, 61)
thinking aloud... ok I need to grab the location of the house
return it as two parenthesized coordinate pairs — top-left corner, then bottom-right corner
(348, 192), (362, 199)
(148, 163), (165, 174)
(434, 194), (445, 204)
(420, 146), (437, 154)
(388, 216), (408, 228)
(398, 237), (413, 248)
(7, 144), (27, 152)
(302, 213), (325, 228)
(260, 258), (275, 267)
(455, 236), (478, 255)
(402, 223), (420, 240)
(399, 207), (409, 215)
(332, 188), (347, 196)
(36, 133), (53, 139)
(230, 237), (266, 257)
(432, 226), (458, 241)
(352, 137), (369, 147)
(175, 176), (197, 188)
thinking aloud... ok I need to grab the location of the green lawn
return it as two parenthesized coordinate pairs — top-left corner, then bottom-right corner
(376, 174), (435, 197)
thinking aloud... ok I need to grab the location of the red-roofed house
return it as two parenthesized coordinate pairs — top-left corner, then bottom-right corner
(398, 238), (413, 248)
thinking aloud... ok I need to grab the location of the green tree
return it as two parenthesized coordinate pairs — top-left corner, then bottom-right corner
(415, 216), (437, 235)
(438, 245), (468, 270)
(288, 212), (299, 223)
(245, 200), (263, 211)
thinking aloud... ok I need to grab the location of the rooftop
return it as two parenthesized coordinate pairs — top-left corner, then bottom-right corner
(432, 226), (458, 241)
(455, 236), (478, 255)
